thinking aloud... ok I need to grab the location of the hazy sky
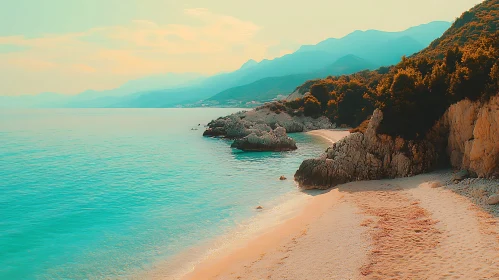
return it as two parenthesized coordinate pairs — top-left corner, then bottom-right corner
(0, 0), (483, 96)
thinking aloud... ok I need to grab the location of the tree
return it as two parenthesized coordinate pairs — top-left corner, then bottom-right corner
(310, 83), (330, 112)
(335, 81), (371, 127)
(303, 94), (322, 117)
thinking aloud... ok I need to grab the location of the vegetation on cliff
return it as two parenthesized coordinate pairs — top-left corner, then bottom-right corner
(283, 0), (499, 140)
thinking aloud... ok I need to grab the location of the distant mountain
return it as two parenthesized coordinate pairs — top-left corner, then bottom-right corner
(1, 21), (451, 108)
(124, 21), (450, 108)
(297, 21), (450, 66)
(205, 55), (375, 107)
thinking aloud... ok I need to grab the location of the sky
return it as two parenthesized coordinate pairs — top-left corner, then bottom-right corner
(0, 0), (484, 96)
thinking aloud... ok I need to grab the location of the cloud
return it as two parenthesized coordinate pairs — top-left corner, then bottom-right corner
(0, 8), (288, 95)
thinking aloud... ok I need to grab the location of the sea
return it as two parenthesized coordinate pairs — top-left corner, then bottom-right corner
(0, 108), (330, 279)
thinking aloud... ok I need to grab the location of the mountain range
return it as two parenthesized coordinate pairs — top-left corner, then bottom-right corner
(1, 21), (451, 108)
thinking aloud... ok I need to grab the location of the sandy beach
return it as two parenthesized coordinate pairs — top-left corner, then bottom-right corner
(162, 130), (499, 279)
(306, 129), (351, 145)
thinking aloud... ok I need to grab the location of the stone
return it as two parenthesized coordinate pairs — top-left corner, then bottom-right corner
(256, 206), (263, 210)
(453, 170), (469, 181)
(279, 176), (287, 180)
(231, 127), (297, 152)
(486, 194), (499, 205)
(429, 181), (443, 188)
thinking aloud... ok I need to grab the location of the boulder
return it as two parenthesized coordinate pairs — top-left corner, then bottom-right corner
(279, 176), (287, 181)
(486, 194), (499, 205)
(231, 127), (297, 152)
(256, 206), (264, 210)
(453, 170), (470, 182)
(428, 181), (443, 188)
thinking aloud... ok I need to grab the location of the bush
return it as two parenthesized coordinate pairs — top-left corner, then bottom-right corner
(303, 94), (322, 117)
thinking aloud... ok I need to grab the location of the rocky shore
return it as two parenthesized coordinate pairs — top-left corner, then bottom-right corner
(231, 126), (297, 152)
(203, 104), (334, 152)
(295, 95), (499, 190)
(295, 109), (438, 189)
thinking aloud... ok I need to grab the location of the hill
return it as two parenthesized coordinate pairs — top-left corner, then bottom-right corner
(422, 0), (499, 57)
(206, 55), (375, 107)
(283, 0), (498, 139)
(121, 21), (450, 108)
(0, 21), (451, 108)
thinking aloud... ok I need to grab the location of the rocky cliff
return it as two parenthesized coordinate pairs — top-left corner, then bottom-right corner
(433, 95), (499, 178)
(295, 95), (499, 189)
(295, 109), (439, 189)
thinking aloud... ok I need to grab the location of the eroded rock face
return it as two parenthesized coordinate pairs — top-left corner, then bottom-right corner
(231, 126), (297, 152)
(434, 96), (499, 178)
(295, 110), (439, 190)
(295, 95), (499, 190)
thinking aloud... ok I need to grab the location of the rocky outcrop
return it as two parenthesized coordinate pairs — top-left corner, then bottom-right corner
(295, 110), (439, 190)
(487, 194), (499, 205)
(285, 89), (309, 101)
(231, 127), (297, 152)
(203, 103), (334, 152)
(433, 96), (499, 178)
(203, 106), (335, 139)
(295, 95), (499, 190)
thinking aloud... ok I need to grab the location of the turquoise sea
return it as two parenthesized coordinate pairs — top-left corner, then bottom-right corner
(0, 109), (330, 279)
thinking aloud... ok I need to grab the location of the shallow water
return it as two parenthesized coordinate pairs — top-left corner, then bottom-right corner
(0, 108), (330, 279)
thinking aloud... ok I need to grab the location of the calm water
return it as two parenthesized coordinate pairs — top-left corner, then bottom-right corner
(0, 109), (330, 279)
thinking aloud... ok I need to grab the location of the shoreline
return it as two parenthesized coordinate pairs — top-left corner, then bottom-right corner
(134, 190), (319, 280)
(135, 129), (349, 279)
(139, 129), (499, 279)
(180, 171), (499, 279)
(305, 129), (351, 145)
(178, 130), (354, 279)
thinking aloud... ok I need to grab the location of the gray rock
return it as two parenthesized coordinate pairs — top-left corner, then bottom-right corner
(202, 103), (335, 139)
(231, 127), (297, 152)
(453, 170), (470, 182)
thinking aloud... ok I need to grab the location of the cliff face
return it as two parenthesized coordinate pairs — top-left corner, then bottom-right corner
(295, 110), (438, 189)
(295, 95), (499, 190)
(436, 96), (499, 177)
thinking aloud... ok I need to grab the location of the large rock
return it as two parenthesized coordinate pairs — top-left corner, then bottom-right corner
(295, 110), (439, 190)
(202, 103), (335, 139)
(433, 95), (499, 178)
(487, 194), (499, 205)
(231, 127), (297, 152)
